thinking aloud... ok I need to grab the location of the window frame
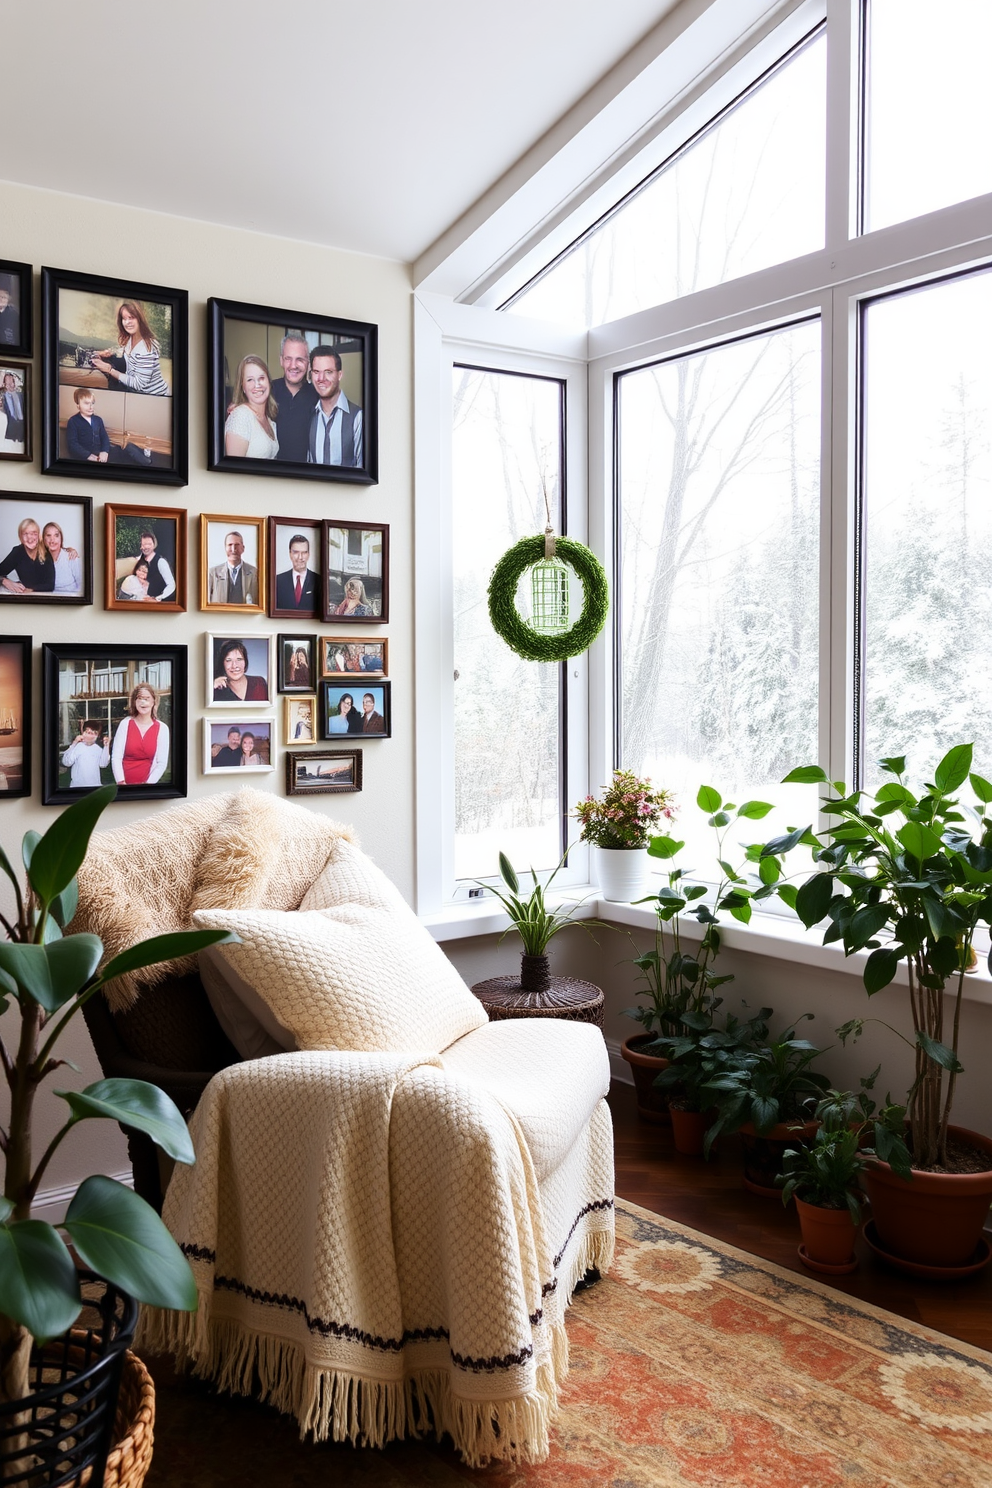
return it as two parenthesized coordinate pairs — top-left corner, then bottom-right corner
(414, 0), (992, 918)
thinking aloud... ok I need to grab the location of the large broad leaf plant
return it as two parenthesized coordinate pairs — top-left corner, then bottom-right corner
(0, 785), (235, 1406)
(759, 743), (992, 1172)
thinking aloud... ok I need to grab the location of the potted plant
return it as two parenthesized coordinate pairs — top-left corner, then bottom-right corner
(651, 1004), (769, 1157)
(761, 743), (992, 1271)
(0, 784), (233, 1482)
(778, 1077), (912, 1274)
(574, 768), (675, 902)
(620, 786), (773, 1120)
(703, 1013), (831, 1195)
(479, 851), (599, 995)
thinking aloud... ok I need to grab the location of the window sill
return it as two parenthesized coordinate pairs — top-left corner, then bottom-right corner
(423, 894), (992, 1007)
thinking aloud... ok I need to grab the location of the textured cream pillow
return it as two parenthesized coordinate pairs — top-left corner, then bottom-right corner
(190, 904), (488, 1054)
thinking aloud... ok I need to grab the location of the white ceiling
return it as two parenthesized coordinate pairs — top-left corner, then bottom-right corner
(3, 0), (681, 264)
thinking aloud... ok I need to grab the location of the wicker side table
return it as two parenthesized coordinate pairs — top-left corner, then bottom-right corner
(470, 975), (605, 1030)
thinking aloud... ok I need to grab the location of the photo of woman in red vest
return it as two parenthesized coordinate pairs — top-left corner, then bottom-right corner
(111, 682), (169, 786)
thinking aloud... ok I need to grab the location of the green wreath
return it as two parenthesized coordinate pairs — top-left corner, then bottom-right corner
(487, 535), (610, 662)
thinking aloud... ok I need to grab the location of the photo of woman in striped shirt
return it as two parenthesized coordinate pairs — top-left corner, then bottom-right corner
(91, 301), (170, 396)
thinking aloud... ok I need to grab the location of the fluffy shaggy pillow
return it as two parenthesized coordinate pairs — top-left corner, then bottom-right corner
(191, 885), (487, 1055)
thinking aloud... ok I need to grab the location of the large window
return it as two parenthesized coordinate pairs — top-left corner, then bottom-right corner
(505, 29), (825, 330)
(618, 321), (821, 818)
(451, 367), (565, 880)
(861, 269), (992, 785)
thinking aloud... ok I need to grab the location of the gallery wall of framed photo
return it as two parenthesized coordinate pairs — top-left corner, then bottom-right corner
(0, 179), (414, 900)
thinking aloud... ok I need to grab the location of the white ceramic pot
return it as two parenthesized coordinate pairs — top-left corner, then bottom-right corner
(593, 846), (648, 902)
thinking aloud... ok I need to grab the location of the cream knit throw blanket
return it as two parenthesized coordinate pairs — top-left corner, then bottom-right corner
(139, 1050), (614, 1466)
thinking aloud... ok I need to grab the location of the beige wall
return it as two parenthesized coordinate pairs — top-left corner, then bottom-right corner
(0, 179), (413, 1200)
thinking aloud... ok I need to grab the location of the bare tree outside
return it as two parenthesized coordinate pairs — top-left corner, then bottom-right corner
(452, 368), (563, 880)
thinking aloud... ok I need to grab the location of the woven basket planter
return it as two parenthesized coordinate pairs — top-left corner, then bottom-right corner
(102, 1351), (155, 1488)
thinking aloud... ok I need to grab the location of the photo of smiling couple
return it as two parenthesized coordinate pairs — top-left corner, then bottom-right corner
(224, 332), (362, 468)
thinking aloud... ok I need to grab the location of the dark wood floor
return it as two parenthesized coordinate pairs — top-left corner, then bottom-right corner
(608, 1080), (992, 1353)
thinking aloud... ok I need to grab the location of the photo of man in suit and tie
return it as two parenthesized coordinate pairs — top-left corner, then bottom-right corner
(273, 529), (319, 615)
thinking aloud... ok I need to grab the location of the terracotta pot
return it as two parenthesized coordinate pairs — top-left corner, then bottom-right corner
(795, 1197), (859, 1270)
(739, 1120), (819, 1197)
(670, 1106), (715, 1157)
(862, 1124), (992, 1268)
(620, 1034), (670, 1125)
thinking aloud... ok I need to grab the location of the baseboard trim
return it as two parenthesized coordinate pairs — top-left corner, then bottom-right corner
(606, 1036), (632, 1087)
(31, 1170), (134, 1224)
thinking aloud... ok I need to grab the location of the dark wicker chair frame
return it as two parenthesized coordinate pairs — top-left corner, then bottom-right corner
(82, 973), (240, 1212)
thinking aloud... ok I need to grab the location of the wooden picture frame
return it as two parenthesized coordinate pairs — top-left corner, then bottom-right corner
(321, 521), (388, 623)
(203, 717), (275, 774)
(0, 260), (33, 359)
(42, 642), (188, 805)
(200, 514), (266, 614)
(105, 503), (186, 612)
(283, 695), (317, 745)
(0, 363), (32, 462)
(41, 266), (188, 486)
(0, 493), (93, 605)
(276, 634), (317, 693)
(206, 633), (273, 710)
(268, 516), (322, 619)
(208, 298), (377, 485)
(320, 637), (387, 677)
(286, 748), (362, 795)
(0, 635), (32, 799)
(322, 680), (391, 739)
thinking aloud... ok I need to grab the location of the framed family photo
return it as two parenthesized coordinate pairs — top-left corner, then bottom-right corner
(283, 695), (317, 745)
(1, 364), (31, 462)
(268, 516), (321, 619)
(277, 634), (316, 693)
(322, 680), (391, 739)
(200, 514), (266, 613)
(286, 748), (362, 796)
(105, 503), (186, 612)
(206, 633), (273, 709)
(207, 298), (377, 485)
(41, 267), (188, 486)
(320, 637), (387, 677)
(0, 260), (32, 358)
(322, 521), (388, 623)
(203, 718), (274, 774)
(41, 643), (188, 805)
(0, 493), (92, 605)
(0, 636), (31, 799)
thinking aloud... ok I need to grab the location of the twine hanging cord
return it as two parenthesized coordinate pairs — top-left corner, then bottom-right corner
(487, 534), (610, 662)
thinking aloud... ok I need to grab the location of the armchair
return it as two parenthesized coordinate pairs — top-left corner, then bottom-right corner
(74, 790), (615, 1467)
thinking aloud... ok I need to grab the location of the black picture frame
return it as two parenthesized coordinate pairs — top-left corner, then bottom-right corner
(41, 266), (188, 486)
(0, 493), (93, 605)
(321, 521), (389, 623)
(42, 643), (188, 805)
(286, 748), (362, 795)
(208, 297), (377, 485)
(0, 636), (32, 799)
(0, 363), (32, 462)
(0, 260), (32, 359)
(322, 680), (391, 739)
(277, 634), (317, 693)
(268, 515), (322, 619)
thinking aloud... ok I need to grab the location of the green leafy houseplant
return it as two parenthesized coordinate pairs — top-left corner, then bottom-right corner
(651, 1004), (771, 1155)
(760, 743), (992, 1171)
(703, 1012), (830, 1144)
(479, 851), (601, 993)
(778, 1077), (913, 1222)
(625, 786), (776, 1038)
(0, 784), (234, 1409)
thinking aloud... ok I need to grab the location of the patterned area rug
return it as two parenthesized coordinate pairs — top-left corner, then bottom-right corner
(483, 1199), (992, 1488)
(143, 1199), (992, 1486)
